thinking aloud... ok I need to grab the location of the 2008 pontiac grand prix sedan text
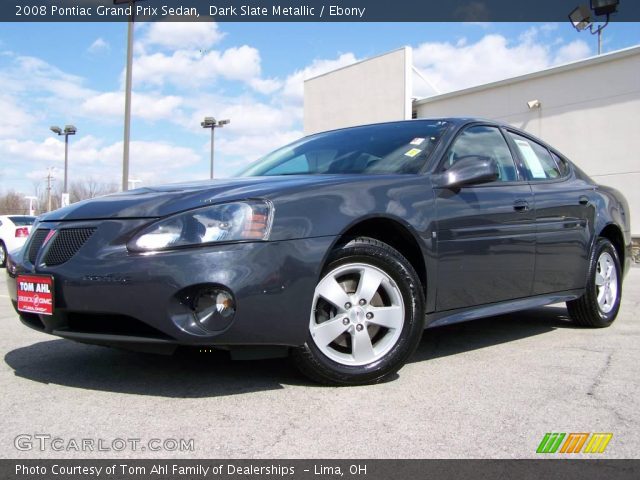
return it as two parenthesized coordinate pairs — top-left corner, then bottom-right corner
(5, 119), (632, 385)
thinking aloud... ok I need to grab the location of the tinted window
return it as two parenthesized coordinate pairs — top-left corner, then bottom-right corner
(443, 126), (518, 182)
(238, 121), (448, 176)
(8, 216), (35, 226)
(267, 154), (309, 175)
(551, 151), (570, 177)
(508, 132), (560, 180)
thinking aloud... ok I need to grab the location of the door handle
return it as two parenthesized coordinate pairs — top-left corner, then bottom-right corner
(579, 196), (590, 206)
(513, 200), (529, 212)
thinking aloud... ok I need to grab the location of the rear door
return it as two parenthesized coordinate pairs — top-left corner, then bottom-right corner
(435, 125), (536, 311)
(505, 131), (594, 294)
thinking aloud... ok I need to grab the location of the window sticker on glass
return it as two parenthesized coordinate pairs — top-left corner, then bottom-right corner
(404, 148), (422, 158)
(514, 139), (546, 179)
(410, 138), (425, 146)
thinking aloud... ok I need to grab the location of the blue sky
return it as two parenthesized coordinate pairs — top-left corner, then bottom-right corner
(1, 21), (639, 195)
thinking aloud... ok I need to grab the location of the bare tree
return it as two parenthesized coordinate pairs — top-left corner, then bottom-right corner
(3, 178), (119, 216)
(69, 178), (118, 203)
(0, 191), (28, 215)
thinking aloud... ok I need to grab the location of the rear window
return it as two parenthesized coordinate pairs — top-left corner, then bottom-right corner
(8, 216), (35, 226)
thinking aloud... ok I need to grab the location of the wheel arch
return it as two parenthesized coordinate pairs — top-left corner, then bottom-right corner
(599, 223), (626, 273)
(325, 216), (428, 301)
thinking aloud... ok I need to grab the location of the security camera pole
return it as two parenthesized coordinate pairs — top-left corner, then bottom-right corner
(201, 117), (230, 179)
(50, 125), (77, 207)
(569, 1), (619, 55)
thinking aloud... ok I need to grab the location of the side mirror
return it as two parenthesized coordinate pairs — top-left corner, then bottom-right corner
(433, 156), (499, 189)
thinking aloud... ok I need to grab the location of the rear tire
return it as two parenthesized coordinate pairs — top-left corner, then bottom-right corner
(567, 238), (622, 328)
(0, 241), (7, 268)
(292, 237), (425, 385)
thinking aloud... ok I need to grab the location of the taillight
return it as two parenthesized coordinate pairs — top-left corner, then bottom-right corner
(15, 227), (29, 238)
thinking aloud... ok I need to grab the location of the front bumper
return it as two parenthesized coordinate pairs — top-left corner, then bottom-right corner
(6, 218), (335, 350)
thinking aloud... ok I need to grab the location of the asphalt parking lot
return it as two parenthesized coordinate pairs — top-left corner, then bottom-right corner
(1, 267), (638, 459)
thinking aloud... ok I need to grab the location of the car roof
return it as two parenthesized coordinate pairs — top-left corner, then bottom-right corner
(312, 117), (564, 154)
(311, 117), (501, 136)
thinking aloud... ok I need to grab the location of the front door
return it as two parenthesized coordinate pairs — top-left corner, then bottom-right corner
(435, 125), (536, 311)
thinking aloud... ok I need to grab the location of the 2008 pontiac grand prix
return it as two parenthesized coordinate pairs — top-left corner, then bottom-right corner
(5, 118), (632, 385)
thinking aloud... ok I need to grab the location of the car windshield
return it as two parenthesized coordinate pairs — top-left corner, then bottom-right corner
(8, 216), (35, 226)
(237, 121), (449, 177)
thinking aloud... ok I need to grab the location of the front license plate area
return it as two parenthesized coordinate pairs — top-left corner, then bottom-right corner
(17, 274), (54, 316)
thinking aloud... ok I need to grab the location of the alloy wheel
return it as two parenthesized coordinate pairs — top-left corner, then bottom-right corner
(309, 263), (405, 366)
(595, 251), (618, 314)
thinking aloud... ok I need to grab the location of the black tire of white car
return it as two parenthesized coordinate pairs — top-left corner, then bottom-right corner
(0, 241), (6, 268)
(567, 238), (622, 328)
(292, 237), (425, 385)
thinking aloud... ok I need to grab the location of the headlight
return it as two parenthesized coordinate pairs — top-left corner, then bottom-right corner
(129, 200), (273, 252)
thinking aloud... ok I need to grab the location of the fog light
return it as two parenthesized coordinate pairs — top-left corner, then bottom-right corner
(192, 288), (236, 332)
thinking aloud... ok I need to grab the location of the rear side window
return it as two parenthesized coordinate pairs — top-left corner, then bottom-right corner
(508, 132), (560, 180)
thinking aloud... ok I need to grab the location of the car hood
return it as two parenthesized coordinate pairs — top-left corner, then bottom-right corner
(39, 175), (367, 221)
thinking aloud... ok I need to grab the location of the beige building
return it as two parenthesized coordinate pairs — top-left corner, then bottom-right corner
(304, 46), (640, 236)
(304, 47), (412, 135)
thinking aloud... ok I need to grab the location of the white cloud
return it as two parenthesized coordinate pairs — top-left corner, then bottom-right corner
(130, 22), (283, 92)
(87, 37), (110, 54)
(281, 53), (358, 104)
(210, 101), (299, 136)
(217, 129), (302, 162)
(138, 22), (225, 51)
(131, 45), (267, 92)
(1, 137), (63, 164)
(412, 33), (592, 97)
(8, 55), (94, 100)
(554, 39), (592, 65)
(81, 91), (184, 122)
(2, 136), (203, 187)
(0, 96), (36, 139)
(248, 77), (282, 95)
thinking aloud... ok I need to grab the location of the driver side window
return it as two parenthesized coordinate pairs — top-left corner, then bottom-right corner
(266, 154), (309, 175)
(443, 126), (518, 182)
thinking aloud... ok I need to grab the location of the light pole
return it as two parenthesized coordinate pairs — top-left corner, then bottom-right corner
(115, 0), (143, 191)
(201, 117), (230, 179)
(45, 168), (55, 212)
(569, 1), (619, 55)
(50, 125), (76, 206)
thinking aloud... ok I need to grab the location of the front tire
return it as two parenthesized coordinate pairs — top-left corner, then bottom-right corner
(292, 237), (425, 385)
(567, 238), (622, 328)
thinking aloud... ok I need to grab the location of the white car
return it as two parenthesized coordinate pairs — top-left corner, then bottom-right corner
(0, 215), (36, 267)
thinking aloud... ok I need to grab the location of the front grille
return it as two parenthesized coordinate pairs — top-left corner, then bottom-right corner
(27, 229), (50, 263)
(43, 228), (96, 266)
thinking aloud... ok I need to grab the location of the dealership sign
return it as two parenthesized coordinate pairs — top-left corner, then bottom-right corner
(17, 275), (54, 316)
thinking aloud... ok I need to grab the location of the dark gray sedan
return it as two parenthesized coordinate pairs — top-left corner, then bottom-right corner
(6, 118), (632, 385)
